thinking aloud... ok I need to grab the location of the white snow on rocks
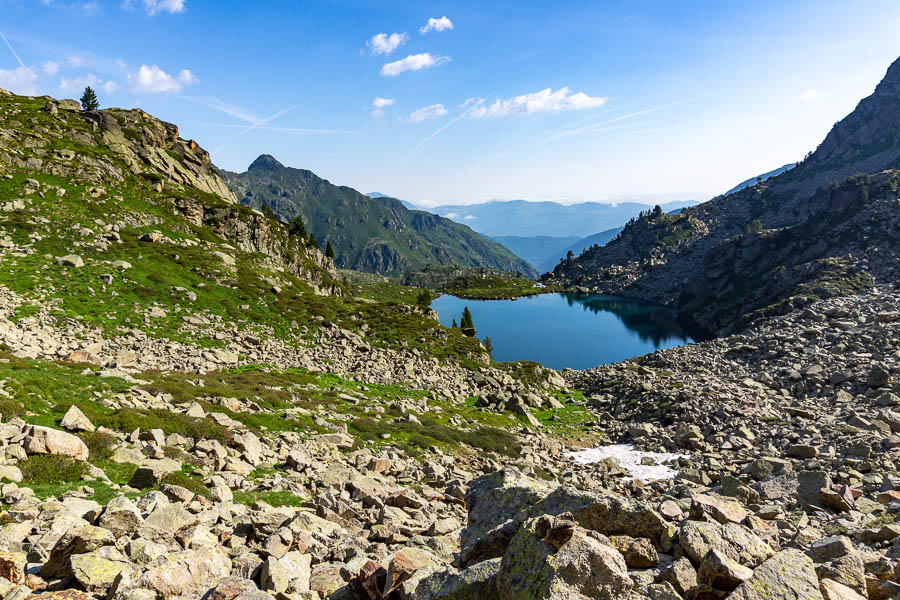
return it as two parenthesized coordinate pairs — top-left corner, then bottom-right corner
(566, 444), (685, 481)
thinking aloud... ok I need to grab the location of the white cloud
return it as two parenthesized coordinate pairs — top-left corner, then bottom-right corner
(463, 215), (476, 220)
(381, 53), (450, 76)
(792, 89), (821, 102)
(443, 212), (459, 219)
(420, 16), (453, 34)
(372, 97), (395, 108)
(469, 87), (608, 118)
(68, 55), (88, 67)
(59, 72), (99, 92)
(124, 0), (185, 15)
(42, 61), (60, 75)
(126, 64), (196, 93)
(59, 73), (118, 95)
(366, 32), (408, 56)
(0, 66), (38, 95)
(409, 103), (448, 123)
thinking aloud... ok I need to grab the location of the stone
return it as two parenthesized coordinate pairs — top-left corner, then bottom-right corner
(748, 457), (792, 480)
(40, 525), (116, 578)
(99, 496), (144, 538)
(729, 549), (824, 600)
(127, 458), (181, 488)
(868, 365), (890, 388)
(678, 520), (774, 568)
(59, 405), (95, 432)
(658, 558), (697, 595)
(798, 471), (832, 508)
(610, 535), (659, 568)
(496, 517), (634, 600)
(820, 579), (867, 600)
(56, 254), (84, 268)
(70, 551), (134, 594)
(0, 552), (26, 584)
(23, 425), (89, 460)
(697, 548), (754, 591)
(209, 576), (275, 600)
(460, 468), (552, 555)
(690, 493), (748, 524)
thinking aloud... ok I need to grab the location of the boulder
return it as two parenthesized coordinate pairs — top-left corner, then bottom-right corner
(496, 517), (635, 600)
(729, 549), (824, 600)
(40, 525), (116, 578)
(697, 548), (753, 591)
(59, 405), (95, 432)
(678, 520), (774, 568)
(99, 496), (144, 538)
(23, 425), (89, 461)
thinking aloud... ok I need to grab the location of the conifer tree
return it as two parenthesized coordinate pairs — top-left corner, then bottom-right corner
(460, 306), (474, 329)
(80, 86), (99, 111)
(325, 240), (335, 259)
(308, 233), (320, 250)
(288, 216), (307, 239)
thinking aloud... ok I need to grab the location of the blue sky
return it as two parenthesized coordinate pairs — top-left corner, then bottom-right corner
(1, 1), (899, 207)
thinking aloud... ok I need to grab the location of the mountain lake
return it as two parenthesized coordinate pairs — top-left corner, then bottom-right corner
(432, 292), (704, 370)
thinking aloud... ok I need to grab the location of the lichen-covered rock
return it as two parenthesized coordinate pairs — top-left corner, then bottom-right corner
(496, 516), (636, 600)
(99, 496), (144, 538)
(404, 558), (502, 600)
(729, 549), (824, 600)
(40, 525), (116, 578)
(461, 468), (552, 551)
(70, 550), (137, 594)
(678, 520), (774, 568)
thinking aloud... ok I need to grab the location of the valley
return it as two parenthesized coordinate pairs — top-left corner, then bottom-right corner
(0, 22), (897, 600)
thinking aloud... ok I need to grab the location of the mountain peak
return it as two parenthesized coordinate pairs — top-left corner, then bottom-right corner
(248, 154), (285, 172)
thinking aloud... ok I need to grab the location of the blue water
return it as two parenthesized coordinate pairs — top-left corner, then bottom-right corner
(432, 292), (701, 370)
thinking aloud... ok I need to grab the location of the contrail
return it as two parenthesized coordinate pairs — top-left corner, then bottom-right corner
(181, 96), (260, 124)
(539, 93), (712, 143)
(531, 94), (653, 143)
(406, 95), (492, 158)
(0, 32), (25, 68)
(238, 104), (298, 136)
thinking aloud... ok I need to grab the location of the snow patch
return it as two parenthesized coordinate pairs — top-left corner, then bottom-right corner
(566, 444), (685, 482)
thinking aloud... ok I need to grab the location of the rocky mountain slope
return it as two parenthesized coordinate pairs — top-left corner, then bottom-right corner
(221, 157), (535, 278)
(547, 56), (900, 334)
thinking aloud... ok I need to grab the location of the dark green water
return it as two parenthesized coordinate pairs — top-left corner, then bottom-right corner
(432, 292), (702, 370)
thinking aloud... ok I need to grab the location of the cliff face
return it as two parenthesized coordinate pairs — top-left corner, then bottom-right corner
(0, 90), (337, 293)
(547, 56), (900, 333)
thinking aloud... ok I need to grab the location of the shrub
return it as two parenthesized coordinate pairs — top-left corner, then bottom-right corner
(159, 471), (210, 499)
(79, 431), (117, 461)
(18, 454), (86, 484)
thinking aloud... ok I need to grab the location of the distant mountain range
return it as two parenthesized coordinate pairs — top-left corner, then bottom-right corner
(424, 199), (700, 238)
(221, 158), (535, 278)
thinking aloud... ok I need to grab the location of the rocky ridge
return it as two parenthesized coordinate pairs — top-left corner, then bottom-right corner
(546, 56), (900, 334)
